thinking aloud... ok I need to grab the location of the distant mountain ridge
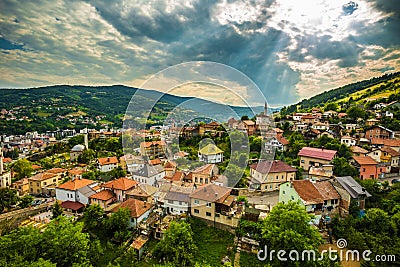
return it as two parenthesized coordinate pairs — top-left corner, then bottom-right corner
(0, 85), (265, 135)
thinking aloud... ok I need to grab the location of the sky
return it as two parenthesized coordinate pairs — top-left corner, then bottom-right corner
(0, 0), (399, 107)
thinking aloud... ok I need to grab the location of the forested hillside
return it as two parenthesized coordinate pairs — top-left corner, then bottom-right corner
(281, 72), (400, 114)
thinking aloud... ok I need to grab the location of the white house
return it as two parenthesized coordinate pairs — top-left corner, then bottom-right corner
(340, 136), (357, 147)
(112, 198), (153, 228)
(56, 178), (98, 205)
(133, 164), (165, 187)
(164, 186), (194, 215)
(97, 157), (119, 172)
(198, 143), (224, 164)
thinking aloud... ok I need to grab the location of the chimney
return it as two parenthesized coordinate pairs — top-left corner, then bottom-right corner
(144, 200), (147, 208)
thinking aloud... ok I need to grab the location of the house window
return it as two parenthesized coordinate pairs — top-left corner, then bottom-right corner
(194, 209), (199, 214)
(282, 175), (284, 180)
(301, 160), (305, 163)
(168, 200), (173, 204)
(179, 201), (182, 205)
(276, 175), (278, 180)
(206, 202), (211, 207)
(215, 213), (220, 218)
(291, 196), (294, 200)
(283, 190), (285, 195)
(194, 200), (199, 205)
(206, 212), (211, 217)
(362, 168), (366, 172)
(324, 200), (328, 205)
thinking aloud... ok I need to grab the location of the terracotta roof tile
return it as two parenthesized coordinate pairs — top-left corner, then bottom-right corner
(149, 158), (162, 166)
(298, 147), (337, 161)
(250, 160), (297, 174)
(61, 200), (84, 211)
(102, 177), (137, 191)
(383, 139), (400, 147)
(353, 156), (377, 165)
(97, 157), (118, 166)
(29, 172), (56, 181)
(291, 180), (324, 205)
(276, 135), (289, 145)
(112, 198), (153, 218)
(314, 181), (340, 200)
(350, 146), (369, 154)
(140, 141), (166, 148)
(131, 235), (149, 250)
(57, 178), (95, 191)
(89, 189), (115, 201)
(190, 184), (231, 202)
(380, 146), (400, 157)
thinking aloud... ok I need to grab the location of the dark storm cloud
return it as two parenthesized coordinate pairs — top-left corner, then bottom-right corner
(85, 0), (217, 43)
(0, 0), (399, 105)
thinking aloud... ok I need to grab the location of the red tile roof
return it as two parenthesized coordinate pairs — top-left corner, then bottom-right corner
(149, 158), (162, 166)
(3, 157), (12, 163)
(112, 198), (153, 218)
(380, 146), (400, 157)
(57, 178), (95, 191)
(277, 135), (289, 145)
(140, 141), (166, 148)
(314, 181), (340, 200)
(61, 200), (84, 211)
(89, 189), (115, 201)
(250, 160), (297, 174)
(97, 157), (118, 166)
(102, 177), (137, 191)
(190, 184), (231, 202)
(383, 139), (400, 147)
(350, 146), (368, 154)
(46, 168), (66, 174)
(298, 147), (337, 161)
(131, 235), (149, 250)
(291, 180), (324, 205)
(29, 172), (56, 181)
(353, 156), (377, 165)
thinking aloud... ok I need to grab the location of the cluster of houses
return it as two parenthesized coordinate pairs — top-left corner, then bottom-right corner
(1, 99), (399, 256)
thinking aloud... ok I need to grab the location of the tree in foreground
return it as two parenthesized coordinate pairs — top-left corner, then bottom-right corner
(153, 220), (197, 266)
(51, 201), (63, 219)
(261, 201), (337, 267)
(0, 188), (19, 213)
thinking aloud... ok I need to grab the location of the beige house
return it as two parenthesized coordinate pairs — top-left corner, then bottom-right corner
(89, 189), (115, 209)
(249, 160), (296, 191)
(185, 164), (219, 185)
(298, 147), (337, 171)
(28, 172), (58, 195)
(190, 184), (241, 231)
(11, 178), (29, 195)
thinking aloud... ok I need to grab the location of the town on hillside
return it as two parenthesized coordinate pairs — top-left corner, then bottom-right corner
(1, 96), (400, 266)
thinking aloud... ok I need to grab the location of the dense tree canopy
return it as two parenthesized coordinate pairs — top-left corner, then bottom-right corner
(153, 220), (197, 266)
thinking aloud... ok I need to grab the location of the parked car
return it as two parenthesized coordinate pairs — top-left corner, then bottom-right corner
(391, 179), (400, 184)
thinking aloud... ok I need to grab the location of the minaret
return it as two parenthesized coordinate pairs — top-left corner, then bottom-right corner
(0, 143), (3, 174)
(264, 102), (268, 115)
(84, 132), (89, 150)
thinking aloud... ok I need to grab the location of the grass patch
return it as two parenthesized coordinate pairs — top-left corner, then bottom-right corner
(240, 251), (266, 267)
(190, 218), (235, 266)
(36, 111), (52, 117)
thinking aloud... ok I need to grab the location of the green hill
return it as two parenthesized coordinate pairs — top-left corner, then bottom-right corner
(0, 85), (263, 135)
(281, 72), (400, 114)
